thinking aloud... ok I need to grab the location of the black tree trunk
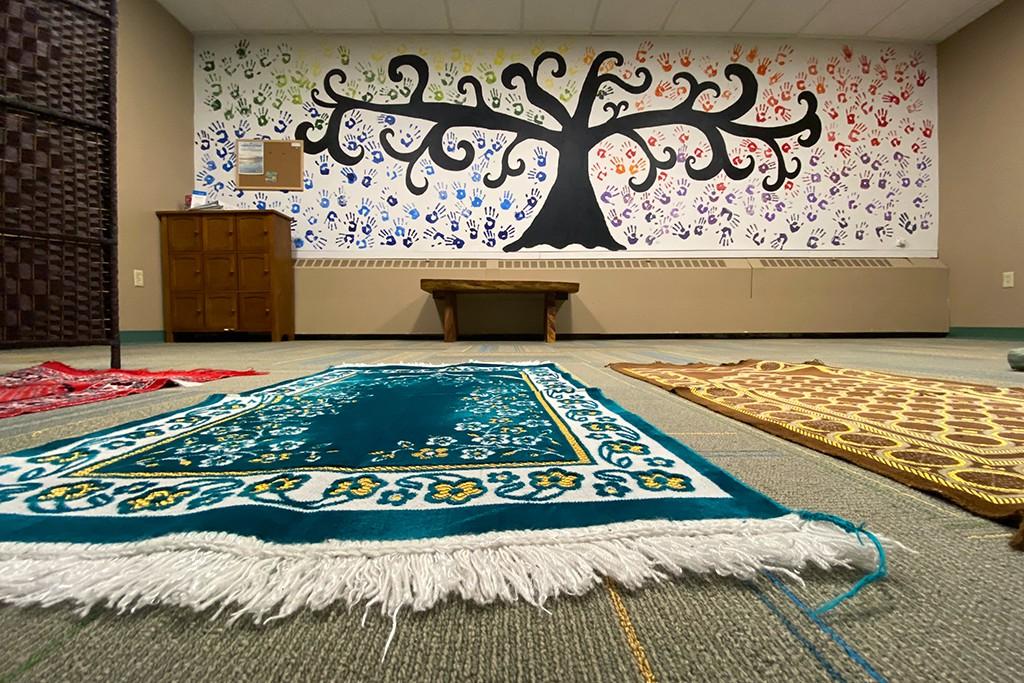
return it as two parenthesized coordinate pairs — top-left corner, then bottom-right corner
(503, 139), (624, 252)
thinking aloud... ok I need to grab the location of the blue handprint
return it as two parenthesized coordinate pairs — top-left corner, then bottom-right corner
(470, 189), (484, 208)
(318, 190), (331, 208)
(534, 147), (548, 167)
(254, 192), (268, 210)
(499, 191), (514, 210)
(403, 204), (420, 220)
(273, 112), (293, 133)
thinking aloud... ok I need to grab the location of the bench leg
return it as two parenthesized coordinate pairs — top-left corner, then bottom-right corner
(442, 293), (458, 342)
(544, 293), (557, 343)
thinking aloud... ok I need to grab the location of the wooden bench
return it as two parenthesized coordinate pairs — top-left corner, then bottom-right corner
(421, 279), (580, 343)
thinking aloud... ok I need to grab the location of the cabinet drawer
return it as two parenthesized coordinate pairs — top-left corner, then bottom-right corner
(239, 293), (272, 331)
(203, 215), (236, 251)
(166, 216), (201, 251)
(238, 253), (271, 290)
(170, 293), (204, 330)
(203, 253), (237, 290)
(237, 215), (271, 250)
(204, 294), (237, 330)
(168, 254), (203, 290)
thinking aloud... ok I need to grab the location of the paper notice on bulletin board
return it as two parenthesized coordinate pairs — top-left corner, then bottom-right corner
(237, 140), (264, 174)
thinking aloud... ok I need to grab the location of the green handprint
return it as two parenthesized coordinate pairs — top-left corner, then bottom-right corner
(236, 97), (251, 116)
(256, 107), (269, 127)
(440, 62), (457, 87)
(220, 56), (236, 76)
(235, 38), (249, 59)
(288, 86), (304, 105)
(477, 63), (497, 84)
(205, 73), (222, 97)
(428, 84), (445, 101)
(252, 83), (271, 106)
(358, 62), (375, 83)
(489, 87), (501, 109)
(271, 91), (285, 109)
(361, 90), (376, 103)
(337, 45), (350, 65)
(399, 84), (411, 97)
(228, 83), (241, 100)
(224, 107), (234, 120)
(314, 114), (327, 130)
(199, 50), (216, 72)
(559, 80), (578, 103)
(530, 111), (545, 125)
(273, 71), (288, 88)
(277, 43), (292, 64)
(204, 95), (221, 111)
(597, 84), (613, 100)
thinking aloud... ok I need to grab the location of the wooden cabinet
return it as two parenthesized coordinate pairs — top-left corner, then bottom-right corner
(159, 210), (295, 342)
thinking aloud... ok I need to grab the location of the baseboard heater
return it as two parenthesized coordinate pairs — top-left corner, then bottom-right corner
(294, 257), (948, 335)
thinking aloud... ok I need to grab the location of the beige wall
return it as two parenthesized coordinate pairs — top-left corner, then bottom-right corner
(939, 0), (1024, 328)
(117, 0), (193, 331)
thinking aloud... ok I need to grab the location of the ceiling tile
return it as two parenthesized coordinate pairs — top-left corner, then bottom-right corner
(869, 0), (979, 40)
(447, 0), (521, 32)
(292, 0), (379, 31)
(370, 0), (450, 31)
(523, 0), (599, 32)
(663, 0), (752, 33)
(930, 0), (1004, 40)
(155, 0), (237, 32)
(802, 0), (902, 37)
(593, 0), (676, 32)
(215, 0), (308, 31)
(732, 0), (831, 34)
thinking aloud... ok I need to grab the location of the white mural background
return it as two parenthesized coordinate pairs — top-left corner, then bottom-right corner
(193, 36), (937, 258)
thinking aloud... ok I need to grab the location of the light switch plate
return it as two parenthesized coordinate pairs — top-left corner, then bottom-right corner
(133, 269), (144, 287)
(1002, 271), (1015, 288)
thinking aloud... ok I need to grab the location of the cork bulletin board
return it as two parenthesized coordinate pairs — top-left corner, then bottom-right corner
(236, 139), (304, 190)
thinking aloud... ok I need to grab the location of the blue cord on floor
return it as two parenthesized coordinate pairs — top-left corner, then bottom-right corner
(797, 509), (888, 616)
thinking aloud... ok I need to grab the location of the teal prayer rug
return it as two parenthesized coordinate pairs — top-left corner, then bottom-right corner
(0, 362), (885, 621)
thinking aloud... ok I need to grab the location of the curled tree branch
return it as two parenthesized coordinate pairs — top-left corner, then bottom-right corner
(483, 134), (529, 188)
(501, 55), (571, 127)
(588, 62), (820, 191)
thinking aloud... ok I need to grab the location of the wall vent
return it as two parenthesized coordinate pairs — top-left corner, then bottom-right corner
(497, 258), (727, 269)
(758, 258), (896, 268)
(295, 259), (485, 269)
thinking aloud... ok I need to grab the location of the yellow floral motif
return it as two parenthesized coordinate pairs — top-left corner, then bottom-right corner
(33, 450), (91, 465)
(608, 442), (649, 455)
(411, 447), (449, 460)
(531, 470), (579, 489)
(429, 480), (485, 504)
(36, 482), (103, 502)
(250, 475), (303, 494)
(328, 476), (384, 498)
(636, 471), (692, 492)
(249, 452), (290, 464)
(123, 488), (193, 512)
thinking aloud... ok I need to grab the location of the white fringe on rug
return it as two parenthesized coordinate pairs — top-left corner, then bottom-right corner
(0, 514), (888, 623)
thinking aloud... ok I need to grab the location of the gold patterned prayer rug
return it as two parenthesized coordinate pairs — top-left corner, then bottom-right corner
(609, 360), (1024, 549)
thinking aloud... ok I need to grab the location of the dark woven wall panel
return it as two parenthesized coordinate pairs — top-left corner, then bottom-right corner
(1, 234), (109, 343)
(1, 0), (114, 122)
(2, 108), (113, 240)
(0, 0), (117, 356)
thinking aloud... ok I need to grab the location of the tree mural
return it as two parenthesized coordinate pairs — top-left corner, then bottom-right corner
(298, 51), (822, 252)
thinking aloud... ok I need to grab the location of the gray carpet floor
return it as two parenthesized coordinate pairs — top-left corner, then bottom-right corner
(1, 338), (1022, 682)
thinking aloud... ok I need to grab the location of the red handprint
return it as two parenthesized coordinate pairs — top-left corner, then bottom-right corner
(874, 109), (889, 127)
(731, 43), (743, 62)
(879, 47), (895, 63)
(807, 56), (819, 75)
(657, 52), (673, 72)
(775, 44), (793, 65)
(920, 119), (933, 138)
(654, 80), (672, 97)
(678, 49), (692, 67)
(635, 40), (653, 63)
(757, 57), (771, 76)
(848, 122), (867, 142)
(754, 103), (769, 123)
(826, 56), (840, 75)
(915, 69), (929, 87)
(768, 71), (783, 85)
(842, 45), (854, 62)
(702, 58), (718, 78)
(746, 47), (759, 63)
(859, 55), (871, 74)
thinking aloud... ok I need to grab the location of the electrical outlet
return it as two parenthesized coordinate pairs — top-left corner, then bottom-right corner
(133, 269), (144, 287)
(1003, 271), (1015, 289)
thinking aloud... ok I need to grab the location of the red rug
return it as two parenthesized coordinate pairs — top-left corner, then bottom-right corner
(0, 361), (265, 419)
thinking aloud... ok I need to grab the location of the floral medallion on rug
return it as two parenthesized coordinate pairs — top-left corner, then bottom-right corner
(0, 362), (885, 620)
(610, 359), (1024, 549)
